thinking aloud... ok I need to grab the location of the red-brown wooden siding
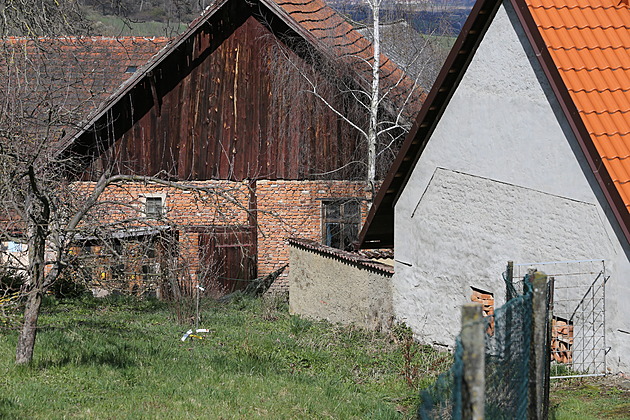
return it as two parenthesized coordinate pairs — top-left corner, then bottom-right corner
(87, 12), (366, 181)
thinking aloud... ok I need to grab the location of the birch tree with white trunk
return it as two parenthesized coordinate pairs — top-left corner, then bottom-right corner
(272, 0), (446, 198)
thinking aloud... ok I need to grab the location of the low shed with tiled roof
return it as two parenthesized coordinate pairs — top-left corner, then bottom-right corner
(0, 37), (168, 140)
(359, 0), (630, 373)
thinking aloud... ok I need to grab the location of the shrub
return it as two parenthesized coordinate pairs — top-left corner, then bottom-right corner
(0, 269), (26, 294)
(50, 267), (89, 299)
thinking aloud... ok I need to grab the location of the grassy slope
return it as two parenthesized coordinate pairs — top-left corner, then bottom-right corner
(1, 296), (628, 419)
(85, 10), (188, 37)
(0, 295), (449, 419)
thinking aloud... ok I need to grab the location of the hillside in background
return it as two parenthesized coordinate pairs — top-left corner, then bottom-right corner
(81, 0), (198, 36)
(331, 0), (472, 35)
(80, 0), (471, 37)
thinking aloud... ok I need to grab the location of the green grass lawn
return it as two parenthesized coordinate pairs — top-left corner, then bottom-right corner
(550, 377), (630, 420)
(0, 294), (449, 419)
(1, 294), (628, 419)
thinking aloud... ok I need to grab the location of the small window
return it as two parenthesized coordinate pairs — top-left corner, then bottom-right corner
(142, 263), (159, 281)
(322, 199), (360, 250)
(125, 65), (138, 73)
(145, 197), (164, 219)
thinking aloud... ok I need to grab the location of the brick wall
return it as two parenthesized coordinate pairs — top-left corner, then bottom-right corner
(73, 179), (370, 292)
(256, 180), (370, 288)
(73, 180), (250, 228)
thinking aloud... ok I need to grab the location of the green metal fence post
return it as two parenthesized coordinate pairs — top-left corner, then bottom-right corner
(506, 261), (514, 300)
(544, 276), (554, 419)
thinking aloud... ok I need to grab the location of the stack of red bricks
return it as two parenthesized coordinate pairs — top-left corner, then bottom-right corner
(551, 318), (574, 364)
(471, 288), (495, 336)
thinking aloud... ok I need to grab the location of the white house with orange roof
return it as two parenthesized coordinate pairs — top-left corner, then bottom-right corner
(360, 0), (630, 373)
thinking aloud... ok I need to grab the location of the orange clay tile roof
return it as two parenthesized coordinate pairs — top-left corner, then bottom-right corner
(0, 37), (169, 121)
(527, 0), (630, 210)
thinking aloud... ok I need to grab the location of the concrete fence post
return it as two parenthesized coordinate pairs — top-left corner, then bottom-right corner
(544, 276), (554, 419)
(529, 271), (550, 420)
(461, 303), (485, 420)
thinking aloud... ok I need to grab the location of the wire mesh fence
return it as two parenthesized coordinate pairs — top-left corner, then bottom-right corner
(419, 271), (534, 420)
(514, 260), (607, 378)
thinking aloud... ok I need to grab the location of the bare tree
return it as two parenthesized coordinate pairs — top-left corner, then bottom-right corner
(0, 8), (253, 363)
(270, 0), (450, 193)
(366, 0), (383, 191)
(0, 131), (251, 364)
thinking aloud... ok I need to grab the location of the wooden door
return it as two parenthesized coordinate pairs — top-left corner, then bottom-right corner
(198, 227), (256, 294)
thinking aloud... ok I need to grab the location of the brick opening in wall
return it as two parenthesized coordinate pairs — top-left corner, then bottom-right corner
(471, 287), (495, 335)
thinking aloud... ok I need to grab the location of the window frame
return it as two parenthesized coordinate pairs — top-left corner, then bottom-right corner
(321, 198), (361, 250)
(141, 194), (166, 219)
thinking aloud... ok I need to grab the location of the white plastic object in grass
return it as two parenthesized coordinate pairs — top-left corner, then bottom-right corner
(180, 329), (210, 341)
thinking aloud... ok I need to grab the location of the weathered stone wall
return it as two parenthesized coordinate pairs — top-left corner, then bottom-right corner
(288, 243), (393, 331)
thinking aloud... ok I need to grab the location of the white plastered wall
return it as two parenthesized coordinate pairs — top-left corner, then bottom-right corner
(394, 0), (630, 372)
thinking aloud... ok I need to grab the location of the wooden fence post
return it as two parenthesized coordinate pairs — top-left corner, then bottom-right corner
(506, 261), (514, 299)
(461, 303), (485, 420)
(529, 271), (550, 420)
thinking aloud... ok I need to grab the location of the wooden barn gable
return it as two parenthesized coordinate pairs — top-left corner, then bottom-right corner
(62, 0), (422, 182)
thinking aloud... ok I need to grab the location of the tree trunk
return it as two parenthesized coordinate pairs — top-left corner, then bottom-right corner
(367, 0), (381, 194)
(15, 289), (43, 364)
(16, 203), (47, 365)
